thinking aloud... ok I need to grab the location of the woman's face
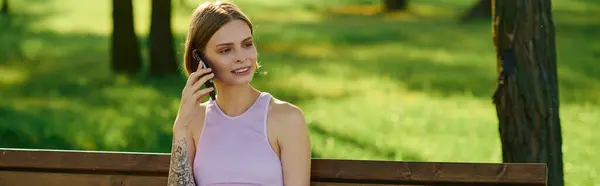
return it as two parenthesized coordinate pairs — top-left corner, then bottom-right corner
(203, 19), (257, 86)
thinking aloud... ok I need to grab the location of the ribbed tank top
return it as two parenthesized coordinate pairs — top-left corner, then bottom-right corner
(193, 92), (283, 186)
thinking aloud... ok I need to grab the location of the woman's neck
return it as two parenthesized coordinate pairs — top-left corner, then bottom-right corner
(213, 83), (261, 117)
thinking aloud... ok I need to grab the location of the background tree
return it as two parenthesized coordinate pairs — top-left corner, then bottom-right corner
(111, 0), (142, 75)
(2, 0), (9, 15)
(492, 0), (564, 186)
(461, 0), (491, 21)
(149, 0), (178, 76)
(383, 0), (408, 12)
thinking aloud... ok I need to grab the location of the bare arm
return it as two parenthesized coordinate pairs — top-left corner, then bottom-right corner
(167, 62), (213, 186)
(278, 105), (311, 186)
(167, 129), (197, 186)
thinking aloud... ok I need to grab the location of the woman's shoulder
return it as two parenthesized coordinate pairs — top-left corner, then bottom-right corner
(268, 95), (304, 117)
(266, 94), (310, 150)
(267, 95), (307, 131)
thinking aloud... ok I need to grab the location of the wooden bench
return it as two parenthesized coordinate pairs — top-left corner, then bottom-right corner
(0, 148), (547, 186)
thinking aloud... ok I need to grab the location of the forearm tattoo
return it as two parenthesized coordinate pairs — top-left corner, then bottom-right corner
(167, 137), (197, 186)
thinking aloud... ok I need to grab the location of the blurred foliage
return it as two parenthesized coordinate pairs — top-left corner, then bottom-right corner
(0, 0), (599, 185)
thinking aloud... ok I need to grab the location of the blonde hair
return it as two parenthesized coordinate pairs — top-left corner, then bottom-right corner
(182, 1), (254, 75)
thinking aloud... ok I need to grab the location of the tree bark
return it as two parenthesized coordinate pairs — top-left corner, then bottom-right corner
(492, 0), (564, 186)
(1, 0), (9, 15)
(149, 0), (178, 77)
(460, 0), (491, 21)
(383, 0), (408, 12)
(111, 0), (142, 75)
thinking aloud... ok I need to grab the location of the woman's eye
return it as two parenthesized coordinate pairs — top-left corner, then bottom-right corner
(220, 49), (231, 54)
(244, 43), (254, 47)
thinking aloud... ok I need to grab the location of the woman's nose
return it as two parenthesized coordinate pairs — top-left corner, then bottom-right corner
(235, 52), (249, 63)
(235, 57), (248, 63)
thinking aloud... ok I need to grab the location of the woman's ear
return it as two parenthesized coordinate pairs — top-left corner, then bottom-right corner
(191, 49), (198, 61)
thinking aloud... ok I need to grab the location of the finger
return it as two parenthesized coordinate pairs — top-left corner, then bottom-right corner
(196, 58), (206, 71)
(192, 87), (214, 100)
(186, 68), (212, 86)
(190, 73), (214, 92)
(198, 72), (215, 86)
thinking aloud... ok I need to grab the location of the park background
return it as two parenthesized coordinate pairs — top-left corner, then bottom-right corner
(0, 0), (598, 185)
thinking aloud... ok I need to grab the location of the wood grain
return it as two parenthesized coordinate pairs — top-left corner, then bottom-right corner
(0, 171), (167, 186)
(491, 0), (563, 185)
(0, 148), (169, 176)
(311, 159), (547, 185)
(0, 148), (547, 185)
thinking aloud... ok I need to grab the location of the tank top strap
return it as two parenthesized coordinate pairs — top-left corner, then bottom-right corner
(193, 91), (283, 186)
(246, 92), (272, 129)
(204, 92), (272, 121)
(236, 91), (271, 118)
(204, 98), (218, 117)
(256, 92), (272, 112)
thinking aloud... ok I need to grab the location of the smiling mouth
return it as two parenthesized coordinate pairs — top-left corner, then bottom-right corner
(231, 66), (251, 74)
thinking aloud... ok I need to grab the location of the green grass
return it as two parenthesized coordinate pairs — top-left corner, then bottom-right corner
(1, 0), (599, 185)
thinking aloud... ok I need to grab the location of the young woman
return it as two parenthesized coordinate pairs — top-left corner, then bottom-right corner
(167, 1), (311, 186)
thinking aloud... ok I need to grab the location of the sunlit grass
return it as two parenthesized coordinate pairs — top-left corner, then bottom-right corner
(1, 0), (599, 185)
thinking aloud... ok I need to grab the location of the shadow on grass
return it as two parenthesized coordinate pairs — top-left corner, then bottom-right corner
(252, 13), (600, 104)
(0, 106), (74, 149)
(0, 9), (180, 152)
(0, 9), (336, 152)
(252, 18), (498, 98)
(2, 0), (599, 153)
(309, 122), (423, 161)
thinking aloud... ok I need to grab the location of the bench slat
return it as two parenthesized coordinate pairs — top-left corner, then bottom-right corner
(0, 148), (168, 175)
(311, 159), (546, 185)
(0, 171), (166, 186)
(0, 148), (546, 185)
(311, 182), (420, 186)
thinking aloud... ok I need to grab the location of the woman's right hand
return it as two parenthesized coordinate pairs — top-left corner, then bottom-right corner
(173, 66), (215, 133)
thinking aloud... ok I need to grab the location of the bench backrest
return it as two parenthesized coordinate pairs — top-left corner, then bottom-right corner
(0, 148), (547, 186)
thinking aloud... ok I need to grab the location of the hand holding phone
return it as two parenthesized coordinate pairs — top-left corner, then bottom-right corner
(174, 65), (214, 133)
(193, 50), (217, 100)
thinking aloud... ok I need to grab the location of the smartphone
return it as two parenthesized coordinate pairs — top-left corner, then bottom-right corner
(193, 50), (217, 101)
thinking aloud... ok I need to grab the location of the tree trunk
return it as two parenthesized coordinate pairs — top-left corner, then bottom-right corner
(1, 0), (8, 15)
(149, 0), (177, 77)
(111, 0), (142, 75)
(383, 0), (408, 12)
(492, 0), (564, 186)
(460, 0), (491, 21)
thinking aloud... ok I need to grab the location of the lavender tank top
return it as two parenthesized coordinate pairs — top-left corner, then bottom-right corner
(193, 92), (284, 186)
